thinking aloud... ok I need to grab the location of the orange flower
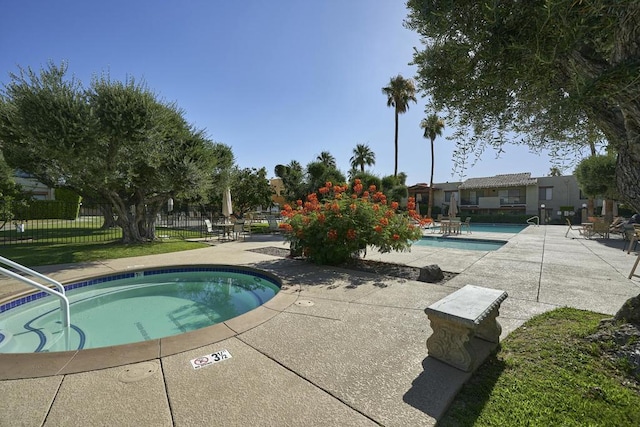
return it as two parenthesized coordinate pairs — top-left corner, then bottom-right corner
(372, 204), (380, 211)
(391, 201), (399, 210)
(327, 229), (338, 241)
(319, 186), (329, 194)
(392, 233), (400, 240)
(362, 191), (370, 198)
(379, 217), (389, 226)
(279, 223), (293, 232)
(374, 225), (382, 233)
(369, 185), (377, 192)
(296, 199), (303, 206)
(326, 181), (333, 188)
(317, 213), (326, 223)
(347, 229), (356, 240)
(350, 203), (357, 211)
(354, 179), (362, 185)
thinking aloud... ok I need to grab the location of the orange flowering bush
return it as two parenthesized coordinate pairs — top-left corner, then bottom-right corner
(280, 180), (424, 265)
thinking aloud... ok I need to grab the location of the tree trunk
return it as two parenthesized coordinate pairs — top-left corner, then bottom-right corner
(427, 138), (435, 219)
(394, 110), (399, 177)
(617, 143), (640, 214)
(99, 204), (117, 229)
(106, 192), (158, 244)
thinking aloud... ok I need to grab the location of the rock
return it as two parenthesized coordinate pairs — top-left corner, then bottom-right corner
(418, 264), (444, 283)
(614, 295), (640, 325)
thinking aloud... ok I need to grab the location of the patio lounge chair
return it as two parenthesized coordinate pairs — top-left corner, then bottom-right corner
(564, 218), (584, 238)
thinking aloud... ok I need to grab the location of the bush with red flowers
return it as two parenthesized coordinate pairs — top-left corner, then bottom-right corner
(279, 179), (426, 265)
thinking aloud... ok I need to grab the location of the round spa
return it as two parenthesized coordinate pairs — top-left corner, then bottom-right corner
(0, 265), (282, 355)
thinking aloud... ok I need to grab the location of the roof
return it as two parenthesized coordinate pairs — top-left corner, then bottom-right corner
(459, 173), (538, 190)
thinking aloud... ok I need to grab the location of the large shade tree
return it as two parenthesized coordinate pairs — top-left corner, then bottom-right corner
(382, 75), (417, 177)
(230, 167), (274, 215)
(0, 153), (31, 230)
(405, 1), (640, 212)
(350, 143), (376, 173)
(420, 113), (445, 218)
(0, 63), (226, 243)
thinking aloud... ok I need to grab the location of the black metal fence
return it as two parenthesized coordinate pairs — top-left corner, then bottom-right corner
(0, 201), (213, 246)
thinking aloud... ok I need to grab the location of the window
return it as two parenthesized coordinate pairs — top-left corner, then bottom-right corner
(498, 189), (521, 204)
(539, 187), (553, 201)
(444, 191), (457, 203)
(469, 191), (477, 204)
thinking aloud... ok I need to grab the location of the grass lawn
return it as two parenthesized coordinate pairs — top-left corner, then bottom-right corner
(439, 308), (640, 426)
(0, 239), (208, 268)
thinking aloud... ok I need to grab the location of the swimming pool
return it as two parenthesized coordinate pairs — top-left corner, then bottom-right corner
(413, 236), (506, 251)
(430, 223), (528, 234)
(0, 265), (281, 354)
(469, 223), (528, 233)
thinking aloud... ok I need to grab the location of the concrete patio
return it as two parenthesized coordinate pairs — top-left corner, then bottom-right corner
(1, 225), (639, 426)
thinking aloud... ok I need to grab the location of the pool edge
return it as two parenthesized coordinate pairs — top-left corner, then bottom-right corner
(0, 266), (298, 380)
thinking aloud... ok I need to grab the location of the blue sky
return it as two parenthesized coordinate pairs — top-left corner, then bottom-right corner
(1, 0), (575, 185)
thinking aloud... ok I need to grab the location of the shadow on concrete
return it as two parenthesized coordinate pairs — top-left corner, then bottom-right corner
(403, 352), (506, 422)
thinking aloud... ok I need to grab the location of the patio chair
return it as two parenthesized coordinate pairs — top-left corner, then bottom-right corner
(591, 221), (610, 239)
(267, 215), (280, 233)
(564, 218), (584, 238)
(242, 219), (252, 239)
(625, 224), (640, 254)
(203, 219), (216, 241)
(461, 217), (472, 234)
(232, 221), (249, 241)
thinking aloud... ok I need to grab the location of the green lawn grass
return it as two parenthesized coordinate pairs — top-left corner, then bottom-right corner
(1, 239), (207, 268)
(439, 308), (640, 426)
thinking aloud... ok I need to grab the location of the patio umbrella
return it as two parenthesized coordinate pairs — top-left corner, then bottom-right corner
(449, 194), (458, 218)
(222, 187), (233, 222)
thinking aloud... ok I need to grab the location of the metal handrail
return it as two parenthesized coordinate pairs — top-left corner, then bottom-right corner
(527, 216), (540, 226)
(0, 256), (70, 329)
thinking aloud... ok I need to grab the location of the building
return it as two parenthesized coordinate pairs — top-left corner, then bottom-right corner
(409, 172), (589, 222)
(13, 171), (55, 200)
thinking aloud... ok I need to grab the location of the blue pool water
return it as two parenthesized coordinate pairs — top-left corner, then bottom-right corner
(469, 223), (528, 233)
(431, 223), (528, 234)
(0, 266), (280, 354)
(413, 236), (506, 251)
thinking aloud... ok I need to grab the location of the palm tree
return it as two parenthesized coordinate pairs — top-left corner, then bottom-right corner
(316, 151), (336, 169)
(382, 75), (417, 177)
(420, 113), (445, 219)
(548, 167), (563, 176)
(350, 143), (376, 172)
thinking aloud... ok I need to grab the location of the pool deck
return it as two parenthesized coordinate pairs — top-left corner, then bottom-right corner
(1, 225), (640, 426)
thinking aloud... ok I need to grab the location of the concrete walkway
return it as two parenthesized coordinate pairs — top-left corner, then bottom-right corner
(1, 225), (639, 426)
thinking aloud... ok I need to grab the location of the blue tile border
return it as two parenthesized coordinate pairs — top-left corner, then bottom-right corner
(0, 265), (282, 314)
